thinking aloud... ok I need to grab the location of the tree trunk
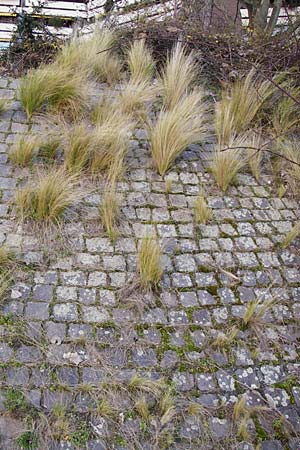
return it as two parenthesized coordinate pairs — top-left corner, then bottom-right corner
(266, 0), (283, 33)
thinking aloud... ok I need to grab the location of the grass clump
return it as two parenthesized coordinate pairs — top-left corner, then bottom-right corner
(64, 123), (93, 173)
(215, 69), (274, 145)
(150, 91), (206, 175)
(127, 39), (155, 82)
(277, 139), (300, 196)
(281, 222), (300, 249)
(0, 246), (14, 303)
(210, 133), (247, 192)
(57, 29), (121, 84)
(9, 135), (38, 167)
(243, 297), (275, 329)
(19, 65), (89, 122)
(246, 131), (264, 181)
(194, 193), (212, 224)
(271, 88), (300, 138)
(15, 168), (83, 224)
(118, 78), (155, 116)
(38, 133), (62, 160)
(100, 188), (120, 242)
(138, 236), (162, 290)
(0, 99), (8, 115)
(158, 42), (197, 109)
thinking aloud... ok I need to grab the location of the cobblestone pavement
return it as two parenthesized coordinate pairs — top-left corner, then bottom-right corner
(0, 79), (300, 450)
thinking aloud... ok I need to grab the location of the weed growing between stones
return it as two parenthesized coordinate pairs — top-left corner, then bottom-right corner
(15, 168), (84, 224)
(149, 91), (207, 175)
(100, 187), (120, 242)
(138, 236), (162, 291)
(19, 65), (90, 123)
(281, 222), (300, 249)
(9, 134), (39, 167)
(210, 133), (247, 192)
(194, 193), (212, 225)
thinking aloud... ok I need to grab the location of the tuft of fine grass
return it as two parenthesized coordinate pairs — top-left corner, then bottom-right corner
(135, 396), (151, 421)
(138, 236), (162, 290)
(246, 131), (264, 181)
(0, 99), (8, 115)
(118, 78), (156, 116)
(149, 91), (207, 175)
(127, 39), (155, 82)
(194, 193), (212, 224)
(64, 123), (93, 173)
(0, 246), (14, 267)
(38, 133), (62, 160)
(15, 168), (83, 224)
(215, 69), (274, 145)
(0, 247), (14, 303)
(100, 187), (120, 242)
(271, 88), (300, 138)
(277, 139), (300, 196)
(128, 375), (165, 399)
(56, 29), (122, 85)
(281, 222), (300, 249)
(19, 65), (89, 121)
(243, 297), (275, 328)
(158, 42), (197, 109)
(9, 135), (38, 167)
(210, 134), (247, 192)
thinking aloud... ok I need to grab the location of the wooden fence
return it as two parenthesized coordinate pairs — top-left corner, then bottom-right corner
(0, 0), (299, 45)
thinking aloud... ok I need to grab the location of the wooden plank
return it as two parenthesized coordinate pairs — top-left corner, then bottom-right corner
(26, 0), (87, 11)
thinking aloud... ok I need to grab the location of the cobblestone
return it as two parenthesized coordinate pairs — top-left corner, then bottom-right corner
(0, 80), (298, 450)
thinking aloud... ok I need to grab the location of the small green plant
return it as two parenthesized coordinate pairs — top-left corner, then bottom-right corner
(16, 431), (39, 450)
(4, 387), (27, 413)
(9, 135), (38, 167)
(69, 422), (91, 447)
(281, 222), (300, 249)
(138, 236), (162, 290)
(15, 168), (84, 224)
(194, 193), (212, 224)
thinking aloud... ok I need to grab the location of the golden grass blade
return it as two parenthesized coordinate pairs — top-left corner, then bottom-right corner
(158, 42), (197, 109)
(127, 39), (155, 82)
(150, 90), (207, 175)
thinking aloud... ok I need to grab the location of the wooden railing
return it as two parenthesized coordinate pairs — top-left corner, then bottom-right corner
(0, 0), (299, 45)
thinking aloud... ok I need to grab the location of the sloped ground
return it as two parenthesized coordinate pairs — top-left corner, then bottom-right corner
(0, 78), (299, 450)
